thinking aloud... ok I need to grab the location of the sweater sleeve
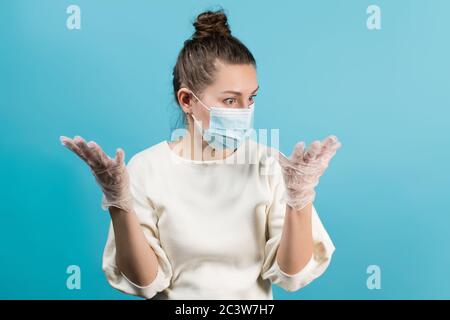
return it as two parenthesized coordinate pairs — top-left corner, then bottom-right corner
(101, 154), (173, 299)
(260, 159), (336, 292)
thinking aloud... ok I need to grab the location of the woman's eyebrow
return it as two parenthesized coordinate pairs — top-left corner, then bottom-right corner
(220, 85), (260, 95)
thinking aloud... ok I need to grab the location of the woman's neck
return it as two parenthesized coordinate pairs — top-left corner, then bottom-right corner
(168, 125), (237, 161)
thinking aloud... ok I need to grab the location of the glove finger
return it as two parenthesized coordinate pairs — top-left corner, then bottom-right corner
(60, 135), (72, 146)
(319, 135), (336, 154)
(303, 140), (321, 163)
(321, 136), (342, 162)
(290, 141), (305, 163)
(87, 141), (114, 170)
(60, 136), (90, 163)
(74, 136), (102, 168)
(115, 148), (125, 166)
(87, 140), (114, 170)
(86, 141), (105, 166)
(317, 135), (337, 161)
(313, 140), (324, 160)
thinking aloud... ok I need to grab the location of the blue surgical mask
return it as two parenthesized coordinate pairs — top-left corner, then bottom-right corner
(189, 91), (255, 150)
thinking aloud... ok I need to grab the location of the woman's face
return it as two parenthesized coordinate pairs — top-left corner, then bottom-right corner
(179, 60), (259, 130)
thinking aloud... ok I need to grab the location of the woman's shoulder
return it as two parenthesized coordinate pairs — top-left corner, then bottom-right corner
(126, 140), (168, 170)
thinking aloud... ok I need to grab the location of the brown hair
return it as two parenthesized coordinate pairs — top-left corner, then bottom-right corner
(172, 8), (257, 126)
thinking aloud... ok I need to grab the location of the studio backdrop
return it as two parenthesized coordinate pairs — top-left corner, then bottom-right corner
(1, 0), (449, 299)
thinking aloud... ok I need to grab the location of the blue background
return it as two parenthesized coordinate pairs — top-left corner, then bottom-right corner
(1, 0), (449, 299)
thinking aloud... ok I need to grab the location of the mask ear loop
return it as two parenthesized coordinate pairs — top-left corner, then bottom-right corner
(186, 90), (205, 140)
(186, 91), (218, 154)
(189, 91), (211, 112)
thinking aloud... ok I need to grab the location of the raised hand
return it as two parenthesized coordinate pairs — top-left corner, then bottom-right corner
(277, 135), (342, 211)
(59, 135), (133, 213)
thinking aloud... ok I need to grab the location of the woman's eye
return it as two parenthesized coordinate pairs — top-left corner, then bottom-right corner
(249, 95), (257, 102)
(224, 98), (236, 105)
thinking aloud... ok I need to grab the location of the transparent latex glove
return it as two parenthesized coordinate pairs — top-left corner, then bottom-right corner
(277, 135), (342, 211)
(59, 135), (133, 213)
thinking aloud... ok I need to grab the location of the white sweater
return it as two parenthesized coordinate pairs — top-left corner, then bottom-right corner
(101, 138), (335, 299)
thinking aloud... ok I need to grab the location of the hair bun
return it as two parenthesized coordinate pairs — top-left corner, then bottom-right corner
(193, 9), (231, 40)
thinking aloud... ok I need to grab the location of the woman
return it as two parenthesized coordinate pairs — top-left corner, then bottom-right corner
(59, 9), (341, 300)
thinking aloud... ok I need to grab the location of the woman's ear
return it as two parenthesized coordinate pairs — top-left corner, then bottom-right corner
(177, 88), (193, 115)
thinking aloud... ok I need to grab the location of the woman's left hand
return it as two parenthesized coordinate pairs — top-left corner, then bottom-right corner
(277, 135), (342, 211)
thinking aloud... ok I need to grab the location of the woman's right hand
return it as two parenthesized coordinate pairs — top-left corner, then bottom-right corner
(59, 135), (134, 213)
